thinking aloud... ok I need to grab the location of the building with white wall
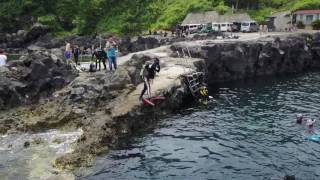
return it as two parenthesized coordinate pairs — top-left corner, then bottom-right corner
(293, 10), (320, 25)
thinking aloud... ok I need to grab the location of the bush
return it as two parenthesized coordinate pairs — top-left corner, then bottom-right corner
(293, 0), (320, 11)
(248, 8), (274, 25)
(297, 21), (305, 29)
(38, 15), (62, 32)
(312, 19), (320, 30)
(215, 1), (230, 15)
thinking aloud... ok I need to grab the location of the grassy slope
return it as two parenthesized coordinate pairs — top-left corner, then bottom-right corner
(2, 0), (320, 36)
(95, 0), (215, 35)
(95, 0), (320, 35)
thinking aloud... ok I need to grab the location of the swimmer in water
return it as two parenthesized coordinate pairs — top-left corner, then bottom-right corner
(296, 114), (304, 124)
(306, 118), (316, 128)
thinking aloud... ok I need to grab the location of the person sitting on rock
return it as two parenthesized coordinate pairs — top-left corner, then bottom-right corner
(0, 49), (7, 67)
(139, 58), (161, 100)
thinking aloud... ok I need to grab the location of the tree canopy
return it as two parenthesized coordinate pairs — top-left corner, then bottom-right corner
(1, 0), (319, 35)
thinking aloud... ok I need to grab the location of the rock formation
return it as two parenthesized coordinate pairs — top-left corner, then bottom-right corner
(0, 23), (49, 49)
(172, 33), (320, 84)
(0, 32), (320, 175)
(0, 51), (77, 110)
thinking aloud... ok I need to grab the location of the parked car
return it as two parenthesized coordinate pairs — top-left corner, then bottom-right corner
(241, 21), (259, 32)
(186, 24), (201, 34)
(212, 23), (220, 31)
(220, 22), (232, 32)
(189, 28), (200, 34)
(231, 22), (241, 32)
(200, 23), (214, 33)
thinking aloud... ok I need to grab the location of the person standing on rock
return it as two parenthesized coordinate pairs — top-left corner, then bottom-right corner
(72, 45), (80, 65)
(0, 49), (7, 67)
(139, 58), (161, 100)
(65, 42), (72, 65)
(107, 40), (118, 71)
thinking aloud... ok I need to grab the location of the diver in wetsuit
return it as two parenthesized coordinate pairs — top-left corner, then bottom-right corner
(198, 85), (209, 105)
(139, 58), (160, 100)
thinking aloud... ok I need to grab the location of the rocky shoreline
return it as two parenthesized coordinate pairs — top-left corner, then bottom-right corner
(172, 33), (320, 84)
(2, 23), (224, 59)
(0, 32), (320, 178)
(1, 24), (168, 57)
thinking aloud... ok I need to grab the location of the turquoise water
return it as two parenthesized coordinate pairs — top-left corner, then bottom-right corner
(81, 72), (320, 180)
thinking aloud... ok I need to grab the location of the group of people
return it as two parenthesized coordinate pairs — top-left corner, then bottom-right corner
(63, 34), (162, 102)
(0, 49), (7, 67)
(65, 42), (80, 66)
(296, 114), (316, 128)
(90, 37), (118, 72)
(65, 36), (118, 72)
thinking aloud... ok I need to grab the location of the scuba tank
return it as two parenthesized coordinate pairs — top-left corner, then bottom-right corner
(140, 63), (150, 80)
(89, 63), (96, 72)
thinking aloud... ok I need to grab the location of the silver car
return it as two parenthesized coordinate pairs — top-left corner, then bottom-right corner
(241, 21), (259, 32)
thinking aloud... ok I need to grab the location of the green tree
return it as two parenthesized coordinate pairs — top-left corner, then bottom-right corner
(312, 20), (320, 30)
(215, 1), (230, 14)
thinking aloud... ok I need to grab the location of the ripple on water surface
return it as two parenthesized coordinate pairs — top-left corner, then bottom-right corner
(82, 72), (320, 180)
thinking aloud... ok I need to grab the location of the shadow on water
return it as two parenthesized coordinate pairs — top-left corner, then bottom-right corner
(79, 72), (320, 180)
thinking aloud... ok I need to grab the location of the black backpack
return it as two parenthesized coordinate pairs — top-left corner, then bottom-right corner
(89, 63), (96, 72)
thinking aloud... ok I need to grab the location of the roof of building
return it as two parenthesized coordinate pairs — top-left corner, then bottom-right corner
(294, 10), (320, 14)
(181, 11), (252, 25)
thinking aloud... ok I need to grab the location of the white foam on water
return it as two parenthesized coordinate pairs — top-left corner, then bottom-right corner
(0, 129), (83, 180)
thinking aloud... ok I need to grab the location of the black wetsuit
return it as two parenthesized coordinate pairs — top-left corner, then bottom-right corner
(92, 50), (107, 71)
(139, 62), (160, 100)
(73, 48), (79, 65)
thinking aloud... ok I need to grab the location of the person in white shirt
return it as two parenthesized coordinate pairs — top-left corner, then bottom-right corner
(0, 49), (7, 67)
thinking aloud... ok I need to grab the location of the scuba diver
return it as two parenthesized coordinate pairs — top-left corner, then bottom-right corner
(198, 85), (210, 105)
(306, 118), (316, 128)
(139, 58), (161, 101)
(296, 114), (304, 124)
(92, 48), (107, 71)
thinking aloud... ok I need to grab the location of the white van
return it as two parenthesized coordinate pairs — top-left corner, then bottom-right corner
(241, 21), (259, 32)
(187, 24), (201, 32)
(220, 23), (233, 32)
(212, 23), (220, 31)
